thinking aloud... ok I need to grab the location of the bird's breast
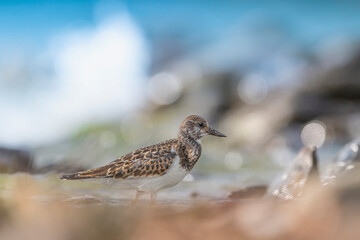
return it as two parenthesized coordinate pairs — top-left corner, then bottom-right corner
(162, 155), (189, 185)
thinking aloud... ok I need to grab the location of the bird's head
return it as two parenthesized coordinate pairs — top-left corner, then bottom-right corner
(179, 115), (226, 140)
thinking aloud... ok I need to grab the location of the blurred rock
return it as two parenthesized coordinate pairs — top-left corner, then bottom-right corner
(266, 145), (319, 200)
(0, 146), (33, 173)
(323, 138), (360, 185)
(227, 185), (267, 199)
(312, 52), (360, 100)
(292, 52), (360, 138)
(0, 146), (87, 174)
(62, 195), (103, 205)
(190, 192), (199, 198)
(218, 52), (360, 149)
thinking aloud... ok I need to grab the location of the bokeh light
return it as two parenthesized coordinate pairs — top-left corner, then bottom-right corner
(147, 72), (182, 106)
(238, 74), (269, 105)
(224, 151), (243, 170)
(301, 121), (327, 148)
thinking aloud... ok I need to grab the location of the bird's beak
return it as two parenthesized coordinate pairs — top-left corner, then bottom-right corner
(207, 127), (226, 137)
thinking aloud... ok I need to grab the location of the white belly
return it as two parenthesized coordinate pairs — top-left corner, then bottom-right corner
(87, 156), (189, 192)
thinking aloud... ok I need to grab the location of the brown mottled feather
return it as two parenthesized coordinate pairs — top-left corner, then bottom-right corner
(59, 139), (179, 180)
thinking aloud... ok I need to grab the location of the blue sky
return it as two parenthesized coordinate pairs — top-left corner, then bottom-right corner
(1, 0), (359, 52)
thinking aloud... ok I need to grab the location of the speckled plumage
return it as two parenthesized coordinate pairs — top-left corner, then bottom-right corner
(61, 138), (190, 180)
(59, 115), (226, 204)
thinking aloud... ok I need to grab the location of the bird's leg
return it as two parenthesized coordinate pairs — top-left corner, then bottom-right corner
(130, 190), (145, 206)
(150, 191), (158, 205)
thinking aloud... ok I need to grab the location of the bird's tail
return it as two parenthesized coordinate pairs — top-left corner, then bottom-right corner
(59, 165), (110, 180)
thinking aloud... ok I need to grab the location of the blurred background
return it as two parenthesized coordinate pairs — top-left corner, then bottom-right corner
(1, 0), (360, 198)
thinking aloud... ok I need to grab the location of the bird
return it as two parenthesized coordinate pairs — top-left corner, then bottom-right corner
(59, 115), (226, 204)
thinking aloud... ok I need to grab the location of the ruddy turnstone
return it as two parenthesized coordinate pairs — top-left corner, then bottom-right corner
(59, 115), (226, 204)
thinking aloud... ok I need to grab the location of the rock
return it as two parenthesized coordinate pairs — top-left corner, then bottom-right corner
(0, 146), (33, 173)
(227, 185), (268, 199)
(322, 138), (360, 185)
(62, 195), (103, 205)
(190, 192), (199, 198)
(266, 145), (319, 200)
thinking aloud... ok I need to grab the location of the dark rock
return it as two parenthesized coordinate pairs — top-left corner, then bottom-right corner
(227, 185), (268, 199)
(190, 192), (199, 198)
(292, 52), (360, 125)
(0, 146), (33, 173)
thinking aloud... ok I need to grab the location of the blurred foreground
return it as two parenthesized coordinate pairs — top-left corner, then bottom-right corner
(1, 140), (360, 240)
(0, 164), (360, 240)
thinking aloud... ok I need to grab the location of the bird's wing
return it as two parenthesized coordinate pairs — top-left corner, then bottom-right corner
(59, 139), (178, 180)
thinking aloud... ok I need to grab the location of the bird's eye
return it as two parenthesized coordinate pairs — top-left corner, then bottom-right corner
(198, 122), (205, 128)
